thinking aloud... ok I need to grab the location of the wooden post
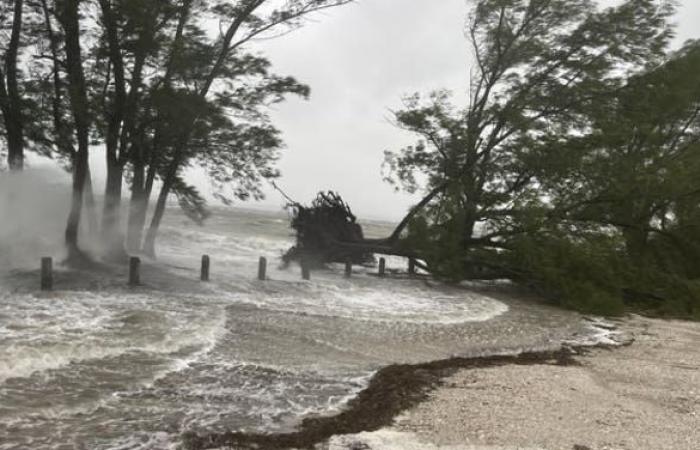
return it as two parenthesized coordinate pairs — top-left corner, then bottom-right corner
(201, 255), (210, 281)
(344, 260), (352, 278)
(41, 257), (53, 291)
(258, 256), (267, 280)
(408, 258), (416, 276)
(301, 259), (311, 280)
(378, 257), (386, 278)
(129, 257), (141, 286)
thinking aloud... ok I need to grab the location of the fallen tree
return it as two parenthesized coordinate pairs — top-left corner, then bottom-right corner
(281, 190), (449, 274)
(282, 191), (376, 267)
(280, 189), (531, 280)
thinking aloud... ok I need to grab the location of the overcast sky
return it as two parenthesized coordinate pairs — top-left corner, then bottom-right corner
(231, 0), (700, 221)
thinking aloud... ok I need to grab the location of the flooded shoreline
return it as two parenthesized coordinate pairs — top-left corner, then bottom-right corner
(0, 208), (598, 450)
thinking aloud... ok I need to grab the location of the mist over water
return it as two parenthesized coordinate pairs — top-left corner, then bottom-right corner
(0, 168), (72, 270)
(0, 205), (593, 449)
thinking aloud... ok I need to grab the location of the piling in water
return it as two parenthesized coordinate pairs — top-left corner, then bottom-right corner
(408, 258), (416, 276)
(201, 255), (210, 281)
(41, 257), (53, 291)
(129, 257), (141, 286)
(301, 259), (311, 280)
(378, 257), (386, 277)
(344, 260), (352, 278)
(258, 256), (267, 280)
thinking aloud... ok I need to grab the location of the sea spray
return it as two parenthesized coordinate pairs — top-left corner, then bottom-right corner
(0, 167), (72, 270)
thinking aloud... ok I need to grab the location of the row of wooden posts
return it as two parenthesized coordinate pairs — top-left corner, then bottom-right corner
(39, 255), (417, 291)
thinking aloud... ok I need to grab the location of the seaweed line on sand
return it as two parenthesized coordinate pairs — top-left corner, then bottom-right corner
(182, 337), (630, 450)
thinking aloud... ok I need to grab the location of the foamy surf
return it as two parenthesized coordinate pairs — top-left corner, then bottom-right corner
(229, 284), (510, 324)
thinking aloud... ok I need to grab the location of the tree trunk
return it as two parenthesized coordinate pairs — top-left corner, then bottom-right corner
(101, 156), (126, 258)
(140, 2), (265, 256)
(84, 166), (99, 239)
(387, 181), (448, 244)
(0, 0), (25, 171)
(97, 0), (129, 259)
(126, 147), (146, 252)
(141, 126), (190, 256)
(142, 175), (173, 258)
(2, 113), (23, 170)
(60, 0), (91, 261)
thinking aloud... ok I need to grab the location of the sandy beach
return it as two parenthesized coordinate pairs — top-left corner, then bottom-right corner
(327, 316), (700, 450)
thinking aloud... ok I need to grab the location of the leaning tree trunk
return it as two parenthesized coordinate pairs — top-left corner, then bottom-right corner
(128, 149), (157, 252)
(142, 150), (183, 257)
(142, 175), (172, 258)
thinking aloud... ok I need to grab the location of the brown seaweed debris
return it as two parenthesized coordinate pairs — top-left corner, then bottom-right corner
(182, 347), (584, 450)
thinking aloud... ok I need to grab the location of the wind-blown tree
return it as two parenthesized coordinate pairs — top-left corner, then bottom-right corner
(138, 0), (353, 257)
(540, 40), (700, 260)
(93, 0), (184, 259)
(383, 0), (676, 279)
(27, 0), (101, 237)
(511, 39), (700, 316)
(136, 61), (309, 257)
(54, 0), (352, 258)
(3, 0), (351, 260)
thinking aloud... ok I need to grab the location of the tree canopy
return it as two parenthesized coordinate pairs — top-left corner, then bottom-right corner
(383, 0), (700, 318)
(0, 0), (352, 260)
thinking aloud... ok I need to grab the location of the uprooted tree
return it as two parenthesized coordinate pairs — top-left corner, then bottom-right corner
(281, 189), (435, 269)
(282, 191), (374, 267)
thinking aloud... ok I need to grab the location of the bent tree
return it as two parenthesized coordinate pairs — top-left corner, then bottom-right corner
(383, 0), (676, 278)
(140, 0), (353, 257)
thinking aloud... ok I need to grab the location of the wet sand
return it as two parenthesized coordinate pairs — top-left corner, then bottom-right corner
(327, 316), (700, 450)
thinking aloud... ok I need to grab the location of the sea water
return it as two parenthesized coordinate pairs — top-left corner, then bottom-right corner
(0, 207), (591, 449)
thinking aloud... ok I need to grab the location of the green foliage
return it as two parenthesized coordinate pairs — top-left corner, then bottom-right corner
(503, 232), (700, 318)
(386, 0), (700, 319)
(402, 211), (471, 282)
(506, 233), (627, 315)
